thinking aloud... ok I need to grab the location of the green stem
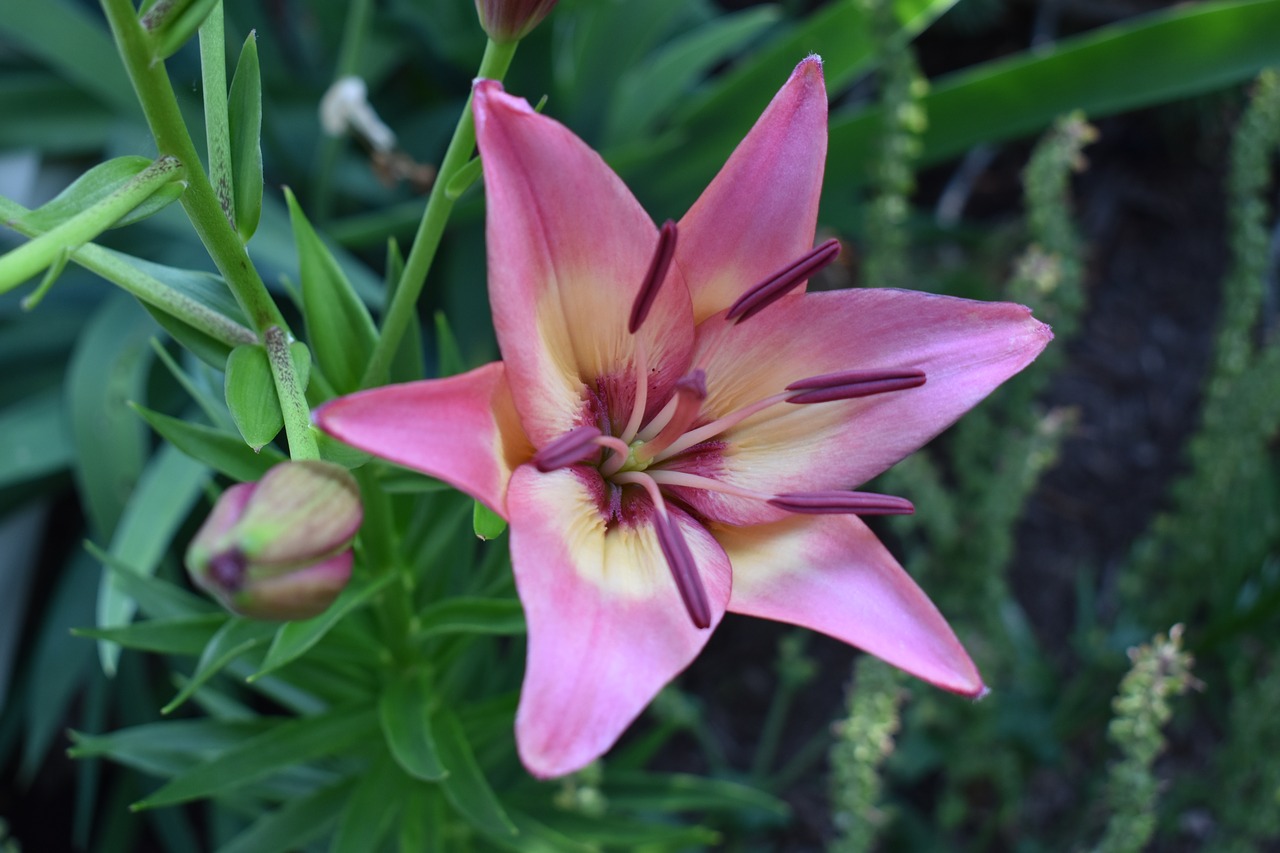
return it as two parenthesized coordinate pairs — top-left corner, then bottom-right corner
(313, 0), (376, 221)
(0, 195), (256, 346)
(0, 157), (183, 291)
(264, 326), (319, 460)
(99, 0), (286, 336)
(360, 38), (518, 389)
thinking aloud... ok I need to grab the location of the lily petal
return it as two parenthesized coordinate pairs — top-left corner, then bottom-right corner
(506, 464), (732, 777)
(670, 289), (1052, 525)
(473, 82), (695, 443)
(717, 514), (984, 695)
(676, 56), (828, 323)
(313, 362), (530, 517)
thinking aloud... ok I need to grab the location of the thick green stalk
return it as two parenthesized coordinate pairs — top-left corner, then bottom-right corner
(98, 0), (285, 336)
(264, 326), (319, 460)
(360, 38), (518, 388)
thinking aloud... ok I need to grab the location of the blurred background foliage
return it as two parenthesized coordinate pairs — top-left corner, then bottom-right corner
(2, 0), (1280, 849)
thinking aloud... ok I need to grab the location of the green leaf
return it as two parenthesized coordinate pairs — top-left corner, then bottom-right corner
(0, 0), (137, 114)
(604, 771), (790, 817)
(66, 295), (152, 536)
(630, 0), (956, 208)
(99, 440), (210, 674)
(433, 311), (465, 377)
(434, 708), (516, 837)
(224, 343), (310, 451)
(131, 403), (286, 481)
(143, 0), (221, 61)
(217, 779), (351, 853)
(826, 0), (1280, 191)
(472, 500), (507, 540)
(16, 157), (154, 232)
(331, 753), (402, 853)
(69, 718), (272, 766)
(413, 597), (525, 642)
(149, 338), (233, 430)
(74, 614), (227, 656)
(19, 551), (96, 782)
(0, 157), (185, 292)
(379, 671), (447, 782)
(398, 784), (447, 853)
(385, 239), (425, 383)
(603, 6), (781, 146)
(378, 467), (450, 494)
(250, 573), (395, 681)
(86, 541), (216, 620)
(135, 705), (379, 809)
(443, 157), (483, 201)
(228, 31), (263, 241)
(286, 188), (378, 394)
(0, 389), (72, 489)
(161, 618), (276, 714)
(199, 0), (232, 234)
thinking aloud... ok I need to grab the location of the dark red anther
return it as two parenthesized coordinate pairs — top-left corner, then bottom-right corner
(726, 238), (841, 323)
(654, 512), (711, 629)
(768, 491), (915, 516)
(628, 220), (679, 334)
(533, 426), (604, 472)
(786, 367), (925, 404)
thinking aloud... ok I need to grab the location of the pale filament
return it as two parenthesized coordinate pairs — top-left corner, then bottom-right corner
(618, 338), (649, 445)
(650, 390), (791, 464)
(646, 470), (767, 501)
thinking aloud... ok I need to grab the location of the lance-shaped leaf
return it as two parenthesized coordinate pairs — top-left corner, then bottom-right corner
(132, 403), (286, 481)
(379, 671), (447, 782)
(0, 156), (184, 293)
(141, 0), (221, 61)
(286, 188), (378, 394)
(227, 31), (263, 241)
(225, 342), (311, 451)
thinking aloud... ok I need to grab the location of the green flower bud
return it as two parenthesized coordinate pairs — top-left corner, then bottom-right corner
(474, 0), (558, 42)
(185, 460), (362, 620)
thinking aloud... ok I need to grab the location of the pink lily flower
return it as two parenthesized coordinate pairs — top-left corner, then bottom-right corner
(316, 57), (1051, 778)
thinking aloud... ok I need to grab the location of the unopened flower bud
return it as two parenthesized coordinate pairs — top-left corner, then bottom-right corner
(185, 460), (362, 620)
(474, 0), (558, 42)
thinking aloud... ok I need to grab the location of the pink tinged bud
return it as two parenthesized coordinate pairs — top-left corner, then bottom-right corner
(785, 367), (926, 404)
(533, 425), (604, 472)
(654, 513), (711, 629)
(768, 491), (915, 516)
(185, 460), (363, 621)
(474, 0), (559, 42)
(628, 220), (678, 334)
(725, 238), (842, 323)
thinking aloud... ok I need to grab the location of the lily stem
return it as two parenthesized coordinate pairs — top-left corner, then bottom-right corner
(264, 327), (319, 460)
(98, 0), (287, 337)
(360, 37), (518, 389)
(99, 0), (321, 464)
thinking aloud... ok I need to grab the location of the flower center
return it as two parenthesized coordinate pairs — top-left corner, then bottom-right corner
(529, 225), (926, 629)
